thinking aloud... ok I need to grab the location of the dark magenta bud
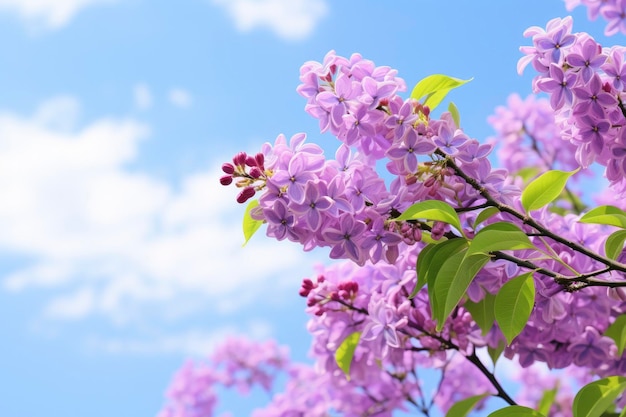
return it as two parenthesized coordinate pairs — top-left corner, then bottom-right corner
(236, 186), (255, 203)
(220, 175), (233, 186)
(255, 153), (265, 168)
(233, 152), (247, 166)
(222, 163), (235, 174)
(249, 167), (262, 179)
(245, 155), (256, 167)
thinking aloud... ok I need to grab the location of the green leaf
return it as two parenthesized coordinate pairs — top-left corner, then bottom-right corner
(488, 406), (546, 417)
(335, 331), (361, 380)
(464, 292), (496, 336)
(473, 206), (500, 229)
(242, 199), (263, 246)
(395, 200), (463, 235)
(412, 238), (468, 299)
(446, 394), (489, 417)
(488, 341), (506, 367)
(537, 386), (558, 416)
(494, 272), (535, 345)
(521, 169), (578, 213)
(433, 251), (490, 331)
(514, 167), (540, 183)
(573, 376), (626, 417)
(605, 230), (626, 260)
(580, 206), (626, 229)
(605, 314), (626, 356)
(469, 222), (536, 255)
(448, 101), (461, 128)
(410, 74), (472, 110)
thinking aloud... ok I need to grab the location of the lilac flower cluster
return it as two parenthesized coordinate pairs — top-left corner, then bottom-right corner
(211, 45), (626, 416)
(564, 0), (626, 36)
(157, 337), (289, 417)
(488, 93), (579, 175)
(519, 16), (626, 196)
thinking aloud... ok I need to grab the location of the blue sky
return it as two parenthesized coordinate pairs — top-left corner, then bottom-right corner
(0, 1), (617, 416)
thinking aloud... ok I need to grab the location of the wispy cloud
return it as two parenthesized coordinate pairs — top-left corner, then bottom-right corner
(0, 0), (115, 30)
(87, 321), (274, 356)
(168, 88), (193, 109)
(212, 0), (328, 41)
(133, 83), (153, 111)
(0, 97), (323, 327)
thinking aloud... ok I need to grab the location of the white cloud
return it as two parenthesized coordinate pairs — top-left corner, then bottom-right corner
(212, 0), (328, 41)
(133, 83), (153, 111)
(0, 97), (323, 326)
(88, 321), (274, 356)
(0, 0), (115, 30)
(168, 88), (192, 109)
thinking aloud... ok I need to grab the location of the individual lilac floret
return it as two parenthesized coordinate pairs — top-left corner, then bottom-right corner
(386, 128), (437, 173)
(322, 214), (367, 265)
(535, 19), (576, 63)
(567, 36), (606, 83)
(289, 181), (334, 230)
(362, 297), (408, 357)
(572, 73), (617, 119)
(264, 200), (298, 241)
(536, 63), (577, 110)
(269, 152), (318, 203)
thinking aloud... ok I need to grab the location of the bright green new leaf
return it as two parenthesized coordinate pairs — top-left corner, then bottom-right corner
(412, 238), (468, 299)
(242, 199), (263, 246)
(604, 314), (626, 356)
(410, 74), (473, 110)
(494, 272), (535, 345)
(395, 200), (464, 235)
(573, 376), (626, 417)
(446, 394), (489, 417)
(335, 331), (361, 380)
(473, 206), (500, 229)
(464, 292), (496, 336)
(605, 230), (626, 260)
(488, 406), (546, 417)
(448, 101), (461, 128)
(433, 251), (490, 331)
(580, 205), (626, 229)
(537, 386), (558, 416)
(521, 169), (578, 213)
(469, 222), (536, 255)
(514, 167), (540, 183)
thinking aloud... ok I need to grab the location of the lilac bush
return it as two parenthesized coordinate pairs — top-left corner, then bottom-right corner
(160, 6), (626, 417)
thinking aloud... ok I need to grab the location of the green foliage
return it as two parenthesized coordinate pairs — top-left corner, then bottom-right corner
(605, 230), (626, 260)
(604, 314), (626, 356)
(335, 331), (361, 381)
(521, 169), (578, 213)
(488, 341), (506, 367)
(432, 250), (490, 331)
(448, 101), (461, 128)
(395, 200), (464, 236)
(446, 394), (490, 417)
(488, 405), (546, 417)
(410, 74), (472, 110)
(537, 386), (558, 416)
(412, 238), (468, 298)
(572, 376), (626, 417)
(469, 222), (536, 255)
(242, 199), (263, 246)
(473, 206), (500, 229)
(494, 272), (535, 345)
(464, 292), (496, 336)
(579, 205), (626, 229)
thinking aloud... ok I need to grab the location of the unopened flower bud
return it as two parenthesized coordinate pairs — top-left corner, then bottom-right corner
(220, 175), (233, 186)
(249, 167), (263, 179)
(236, 186), (256, 203)
(222, 163), (235, 174)
(233, 152), (247, 166)
(245, 155), (256, 167)
(255, 153), (265, 168)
